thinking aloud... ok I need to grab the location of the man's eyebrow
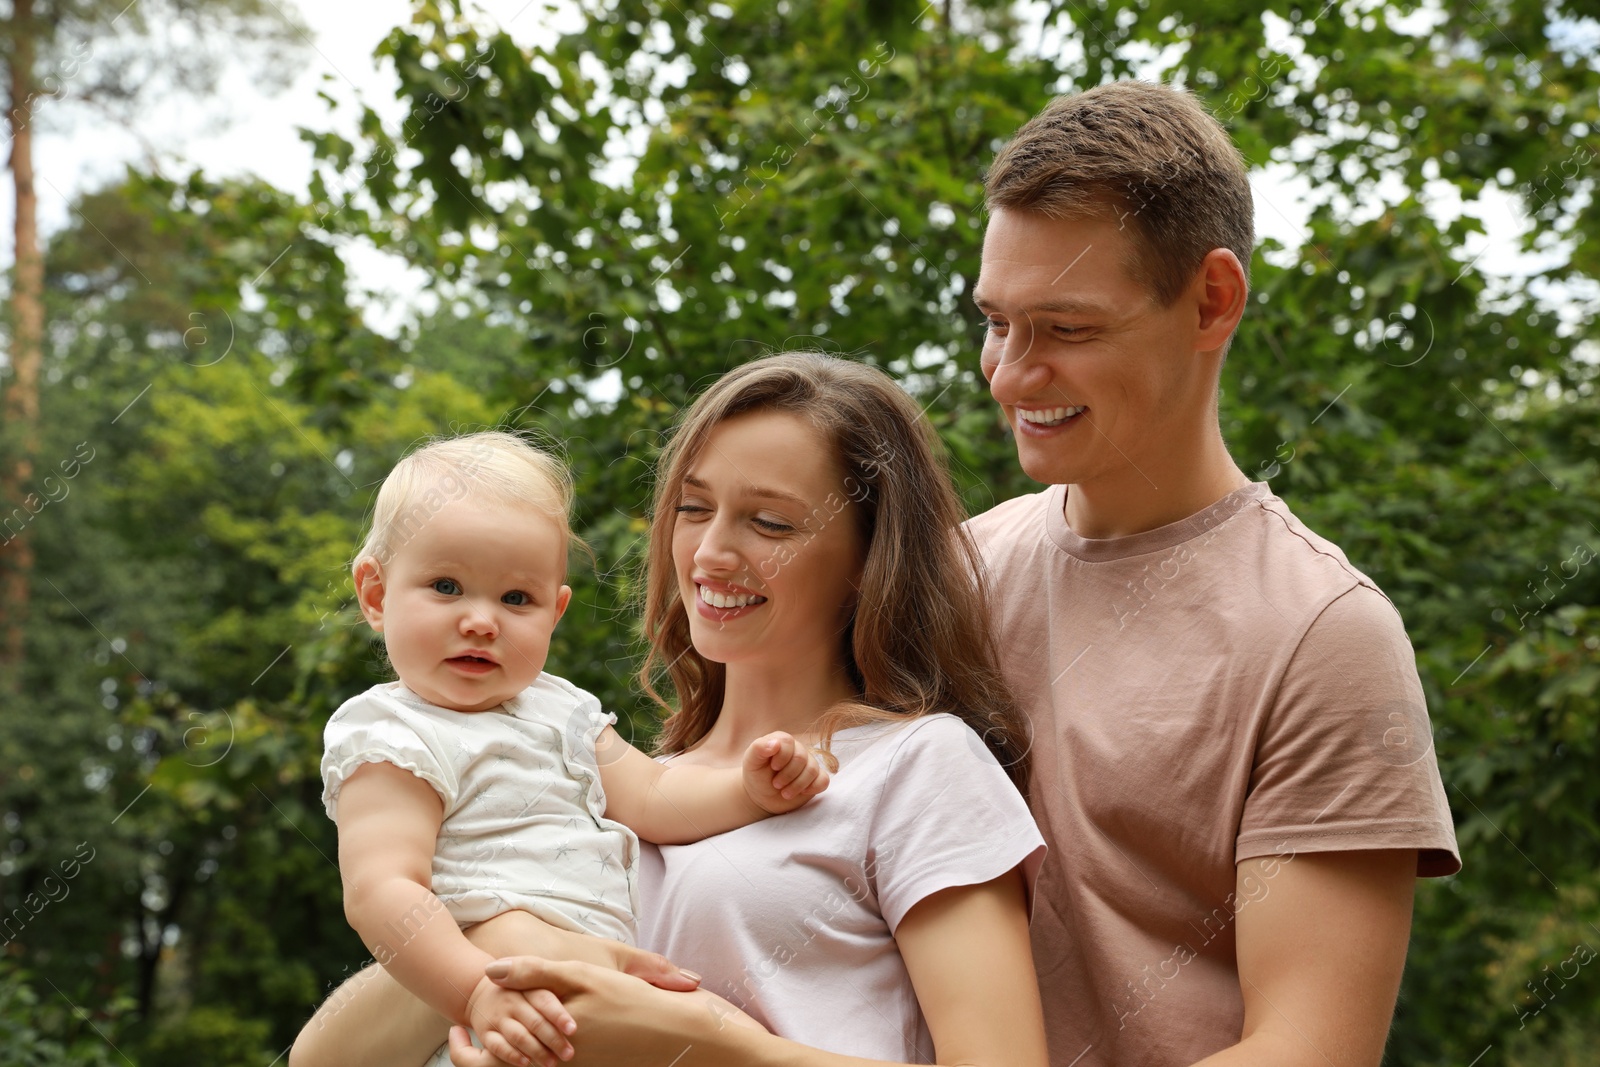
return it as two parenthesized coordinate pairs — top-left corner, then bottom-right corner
(972, 293), (1113, 317)
(683, 472), (808, 508)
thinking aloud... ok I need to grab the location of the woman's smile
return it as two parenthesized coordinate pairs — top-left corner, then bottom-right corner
(694, 578), (768, 618)
(672, 410), (865, 671)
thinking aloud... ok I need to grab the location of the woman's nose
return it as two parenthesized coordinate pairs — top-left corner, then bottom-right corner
(693, 518), (741, 573)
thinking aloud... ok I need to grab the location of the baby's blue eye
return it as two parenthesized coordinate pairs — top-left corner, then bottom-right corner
(432, 578), (461, 595)
(502, 591), (531, 606)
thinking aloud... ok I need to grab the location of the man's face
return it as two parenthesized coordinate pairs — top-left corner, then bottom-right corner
(974, 207), (1215, 490)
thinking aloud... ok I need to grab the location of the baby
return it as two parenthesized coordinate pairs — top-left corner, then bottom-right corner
(318, 432), (827, 1066)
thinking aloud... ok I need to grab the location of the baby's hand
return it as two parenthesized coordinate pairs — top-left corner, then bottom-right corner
(741, 731), (831, 815)
(465, 975), (575, 1067)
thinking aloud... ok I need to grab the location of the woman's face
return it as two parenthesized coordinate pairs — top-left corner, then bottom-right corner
(671, 409), (867, 675)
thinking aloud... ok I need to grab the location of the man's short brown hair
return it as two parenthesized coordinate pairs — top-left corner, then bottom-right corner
(984, 81), (1254, 306)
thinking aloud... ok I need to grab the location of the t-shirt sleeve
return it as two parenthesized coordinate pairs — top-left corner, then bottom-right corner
(866, 715), (1047, 932)
(1236, 584), (1461, 876)
(320, 694), (458, 821)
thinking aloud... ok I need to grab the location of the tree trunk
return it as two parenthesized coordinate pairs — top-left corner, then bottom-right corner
(1, 0), (43, 684)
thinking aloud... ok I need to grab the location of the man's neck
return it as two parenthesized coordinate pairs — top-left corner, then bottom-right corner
(1063, 434), (1251, 540)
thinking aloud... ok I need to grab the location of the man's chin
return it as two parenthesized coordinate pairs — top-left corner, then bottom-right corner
(1015, 445), (1080, 487)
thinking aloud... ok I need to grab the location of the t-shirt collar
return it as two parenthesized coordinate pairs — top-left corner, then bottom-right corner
(1044, 481), (1273, 563)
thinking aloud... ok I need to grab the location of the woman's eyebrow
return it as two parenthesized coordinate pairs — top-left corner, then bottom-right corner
(683, 472), (808, 508)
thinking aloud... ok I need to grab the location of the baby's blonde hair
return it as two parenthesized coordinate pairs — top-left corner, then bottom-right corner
(354, 431), (575, 573)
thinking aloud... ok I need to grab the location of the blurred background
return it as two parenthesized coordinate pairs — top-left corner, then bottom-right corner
(0, 0), (1595, 1063)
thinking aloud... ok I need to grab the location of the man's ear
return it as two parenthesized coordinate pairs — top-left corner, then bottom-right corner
(353, 558), (387, 632)
(1194, 247), (1249, 352)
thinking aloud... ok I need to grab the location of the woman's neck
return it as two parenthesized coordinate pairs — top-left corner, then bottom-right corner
(692, 652), (859, 764)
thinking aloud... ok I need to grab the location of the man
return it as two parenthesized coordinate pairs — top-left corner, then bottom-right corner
(964, 81), (1460, 1066)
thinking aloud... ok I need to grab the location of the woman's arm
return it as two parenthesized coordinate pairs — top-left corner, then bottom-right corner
(289, 911), (704, 1067)
(594, 727), (827, 843)
(451, 868), (1048, 1067)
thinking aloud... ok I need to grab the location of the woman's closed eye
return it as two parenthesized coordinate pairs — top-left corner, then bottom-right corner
(677, 498), (795, 534)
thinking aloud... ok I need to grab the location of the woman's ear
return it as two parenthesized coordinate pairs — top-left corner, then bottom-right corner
(353, 558), (387, 631)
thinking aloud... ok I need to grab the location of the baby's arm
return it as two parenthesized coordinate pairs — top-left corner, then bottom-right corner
(336, 762), (575, 1067)
(595, 727), (829, 844)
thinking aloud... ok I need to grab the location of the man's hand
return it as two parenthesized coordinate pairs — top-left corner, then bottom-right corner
(741, 731), (831, 814)
(463, 975), (576, 1067)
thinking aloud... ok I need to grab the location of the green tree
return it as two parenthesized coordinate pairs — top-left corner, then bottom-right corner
(0, 0), (304, 680)
(302, 0), (1600, 1059)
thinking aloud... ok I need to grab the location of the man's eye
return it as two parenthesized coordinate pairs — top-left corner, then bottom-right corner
(981, 318), (1008, 337)
(1056, 325), (1091, 338)
(502, 591), (531, 606)
(432, 578), (461, 595)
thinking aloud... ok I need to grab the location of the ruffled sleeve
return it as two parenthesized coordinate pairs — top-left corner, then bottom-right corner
(321, 686), (459, 820)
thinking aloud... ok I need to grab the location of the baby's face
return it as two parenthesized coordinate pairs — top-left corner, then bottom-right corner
(362, 497), (571, 712)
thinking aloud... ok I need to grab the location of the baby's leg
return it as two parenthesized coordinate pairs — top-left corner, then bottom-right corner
(289, 960), (450, 1067)
(465, 910), (697, 991)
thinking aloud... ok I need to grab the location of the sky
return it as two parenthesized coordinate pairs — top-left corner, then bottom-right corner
(2, 1), (1561, 341)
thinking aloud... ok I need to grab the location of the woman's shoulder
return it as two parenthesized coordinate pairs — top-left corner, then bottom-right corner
(835, 711), (996, 772)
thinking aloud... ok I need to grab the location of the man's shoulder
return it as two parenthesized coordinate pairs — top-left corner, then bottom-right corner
(964, 486), (1055, 548)
(1237, 491), (1390, 609)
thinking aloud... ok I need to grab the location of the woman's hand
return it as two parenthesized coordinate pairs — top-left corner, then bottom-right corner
(447, 958), (711, 1067)
(460, 909), (702, 994)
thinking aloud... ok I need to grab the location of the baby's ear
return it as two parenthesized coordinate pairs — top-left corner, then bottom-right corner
(352, 558), (387, 631)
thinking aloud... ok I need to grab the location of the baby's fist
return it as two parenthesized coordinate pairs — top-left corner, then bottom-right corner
(742, 732), (831, 815)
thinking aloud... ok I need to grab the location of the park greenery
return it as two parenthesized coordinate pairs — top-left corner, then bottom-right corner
(1, 0), (1597, 1063)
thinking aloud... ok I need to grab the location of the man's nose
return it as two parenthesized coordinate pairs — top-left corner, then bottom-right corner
(984, 326), (1050, 403)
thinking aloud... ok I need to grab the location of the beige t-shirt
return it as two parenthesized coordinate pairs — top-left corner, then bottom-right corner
(966, 481), (1460, 1067)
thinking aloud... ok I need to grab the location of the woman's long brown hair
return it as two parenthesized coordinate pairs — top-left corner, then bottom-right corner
(638, 352), (1032, 795)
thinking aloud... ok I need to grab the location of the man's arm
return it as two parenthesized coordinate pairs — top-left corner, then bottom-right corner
(1191, 849), (1417, 1067)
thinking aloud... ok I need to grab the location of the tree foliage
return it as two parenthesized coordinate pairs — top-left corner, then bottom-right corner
(1, 0), (1597, 1062)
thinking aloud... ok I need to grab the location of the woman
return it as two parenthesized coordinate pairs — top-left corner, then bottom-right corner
(292, 353), (1048, 1067)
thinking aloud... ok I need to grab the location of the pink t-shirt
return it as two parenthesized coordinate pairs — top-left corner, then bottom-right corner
(966, 481), (1460, 1067)
(639, 713), (1046, 1063)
